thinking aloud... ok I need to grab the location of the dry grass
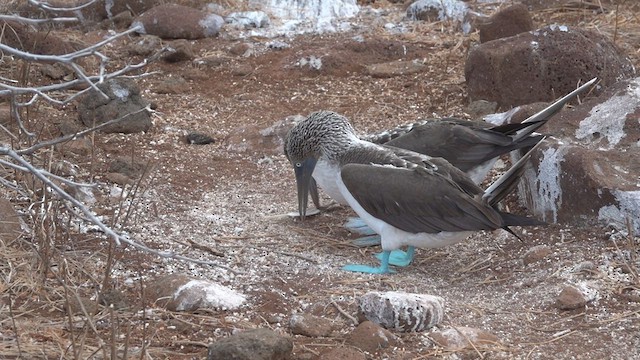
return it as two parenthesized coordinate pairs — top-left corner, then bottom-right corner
(1, 1), (639, 359)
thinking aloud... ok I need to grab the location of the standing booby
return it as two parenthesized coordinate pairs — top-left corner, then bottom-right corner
(284, 111), (546, 274)
(300, 78), (597, 247)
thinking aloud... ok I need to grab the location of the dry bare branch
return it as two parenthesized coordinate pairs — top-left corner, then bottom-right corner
(0, 14), (79, 25)
(27, 0), (98, 12)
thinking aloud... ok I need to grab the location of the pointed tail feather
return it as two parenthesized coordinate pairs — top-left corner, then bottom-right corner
(512, 77), (597, 143)
(483, 138), (546, 206)
(500, 212), (547, 241)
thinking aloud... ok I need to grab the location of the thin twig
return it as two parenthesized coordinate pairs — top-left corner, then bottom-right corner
(331, 300), (358, 325)
(0, 147), (240, 273)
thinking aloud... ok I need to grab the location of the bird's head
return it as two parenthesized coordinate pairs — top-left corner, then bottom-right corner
(284, 111), (356, 219)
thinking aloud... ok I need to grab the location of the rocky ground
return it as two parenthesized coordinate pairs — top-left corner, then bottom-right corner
(1, 0), (640, 359)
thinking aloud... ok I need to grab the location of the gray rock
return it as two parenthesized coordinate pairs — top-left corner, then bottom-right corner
(345, 321), (397, 353)
(514, 76), (640, 233)
(77, 78), (152, 134)
(465, 25), (635, 108)
(207, 328), (293, 360)
(479, 4), (534, 43)
(357, 291), (445, 332)
(132, 4), (224, 39)
(145, 274), (246, 312)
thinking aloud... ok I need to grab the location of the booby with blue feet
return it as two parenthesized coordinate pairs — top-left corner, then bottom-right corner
(284, 111), (547, 274)
(300, 78), (597, 255)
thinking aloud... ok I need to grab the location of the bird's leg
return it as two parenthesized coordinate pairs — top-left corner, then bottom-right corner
(344, 217), (381, 247)
(375, 246), (415, 267)
(342, 251), (395, 274)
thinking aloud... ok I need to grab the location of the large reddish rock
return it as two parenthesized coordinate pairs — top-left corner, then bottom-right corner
(513, 76), (640, 233)
(132, 4), (224, 39)
(465, 25), (635, 108)
(479, 4), (534, 43)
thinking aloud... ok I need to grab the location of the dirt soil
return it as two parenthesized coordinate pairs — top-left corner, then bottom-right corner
(1, 1), (640, 359)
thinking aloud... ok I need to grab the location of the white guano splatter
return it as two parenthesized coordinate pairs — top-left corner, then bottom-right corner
(575, 78), (640, 149)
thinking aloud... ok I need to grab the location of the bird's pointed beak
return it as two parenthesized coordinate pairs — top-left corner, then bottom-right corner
(294, 157), (318, 221)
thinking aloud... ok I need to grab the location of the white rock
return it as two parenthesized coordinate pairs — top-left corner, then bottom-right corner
(173, 280), (246, 311)
(358, 291), (445, 332)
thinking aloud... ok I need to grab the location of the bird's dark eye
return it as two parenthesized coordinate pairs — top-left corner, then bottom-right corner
(295, 162), (302, 167)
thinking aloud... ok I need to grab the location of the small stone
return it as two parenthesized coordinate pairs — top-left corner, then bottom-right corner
(289, 313), (335, 337)
(319, 346), (366, 360)
(407, 0), (467, 22)
(128, 35), (162, 56)
(110, 10), (134, 29)
(99, 288), (129, 310)
(109, 158), (145, 179)
(194, 55), (231, 67)
(186, 132), (216, 145)
(207, 328), (293, 360)
(479, 4), (534, 43)
(146, 274), (246, 312)
(430, 327), (500, 350)
(0, 104), (11, 126)
(0, 198), (22, 242)
(229, 43), (251, 56)
(556, 285), (588, 310)
(154, 76), (189, 94)
(40, 63), (67, 80)
(163, 39), (194, 63)
(523, 244), (552, 265)
(466, 99), (498, 118)
(105, 172), (134, 185)
(55, 138), (92, 157)
(357, 291), (445, 332)
(66, 295), (99, 315)
(366, 60), (426, 78)
(231, 64), (254, 76)
(346, 321), (397, 353)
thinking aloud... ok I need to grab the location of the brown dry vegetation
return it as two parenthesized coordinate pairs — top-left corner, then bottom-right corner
(1, 1), (639, 359)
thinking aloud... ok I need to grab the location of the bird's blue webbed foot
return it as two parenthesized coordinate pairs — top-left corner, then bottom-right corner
(375, 246), (415, 267)
(342, 251), (395, 274)
(351, 235), (382, 247)
(344, 217), (381, 247)
(344, 217), (376, 235)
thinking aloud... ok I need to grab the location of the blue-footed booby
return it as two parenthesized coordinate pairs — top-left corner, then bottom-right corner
(301, 78), (597, 248)
(284, 111), (546, 274)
